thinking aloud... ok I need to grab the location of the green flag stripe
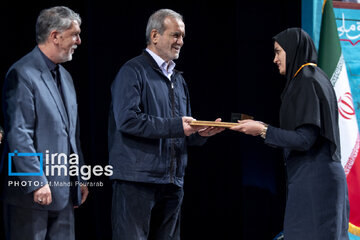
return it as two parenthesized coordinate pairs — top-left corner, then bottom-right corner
(318, 0), (342, 78)
(330, 54), (344, 87)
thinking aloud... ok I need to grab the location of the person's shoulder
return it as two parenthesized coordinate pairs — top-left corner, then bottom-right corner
(123, 52), (147, 66)
(302, 66), (329, 80)
(10, 48), (39, 70)
(6, 48), (41, 79)
(300, 66), (329, 87)
(302, 67), (336, 98)
(4, 48), (47, 91)
(290, 67), (318, 95)
(119, 53), (153, 75)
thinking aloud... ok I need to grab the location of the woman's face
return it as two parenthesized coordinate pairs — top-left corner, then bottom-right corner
(273, 41), (286, 75)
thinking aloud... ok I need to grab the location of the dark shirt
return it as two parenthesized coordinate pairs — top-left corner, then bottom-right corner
(38, 46), (58, 75)
(38, 47), (64, 104)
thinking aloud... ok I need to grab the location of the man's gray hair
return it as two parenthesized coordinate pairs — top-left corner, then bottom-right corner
(145, 9), (183, 45)
(36, 6), (81, 44)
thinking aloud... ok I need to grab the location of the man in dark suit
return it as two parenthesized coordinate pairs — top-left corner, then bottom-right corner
(2, 6), (88, 240)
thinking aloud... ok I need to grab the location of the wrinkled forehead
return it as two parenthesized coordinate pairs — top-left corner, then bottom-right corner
(164, 17), (185, 31)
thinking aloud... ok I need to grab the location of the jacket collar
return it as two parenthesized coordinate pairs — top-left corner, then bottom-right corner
(141, 50), (183, 76)
(32, 47), (71, 130)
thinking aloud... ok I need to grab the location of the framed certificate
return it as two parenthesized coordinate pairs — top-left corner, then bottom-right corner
(190, 121), (239, 128)
(190, 114), (254, 128)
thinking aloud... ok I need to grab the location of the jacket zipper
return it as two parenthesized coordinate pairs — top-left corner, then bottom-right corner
(169, 80), (175, 183)
(154, 67), (177, 184)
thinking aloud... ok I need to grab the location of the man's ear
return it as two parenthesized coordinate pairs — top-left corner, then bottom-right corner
(49, 30), (60, 44)
(151, 29), (159, 44)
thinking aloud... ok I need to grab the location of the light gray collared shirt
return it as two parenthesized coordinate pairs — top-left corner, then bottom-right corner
(146, 48), (175, 81)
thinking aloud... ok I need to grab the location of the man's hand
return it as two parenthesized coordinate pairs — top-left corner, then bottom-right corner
(33, 184), (52, 205)
(0, 128), (3, 144)
(74, 185), (89, 208)
(80, 185), (89, 205)
(198, 118), (225, 137)
(182, 116), (202, 136)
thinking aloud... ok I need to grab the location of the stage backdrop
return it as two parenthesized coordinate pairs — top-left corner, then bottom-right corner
(335, 4), (360, 123)
(303, 1), (360, 239)
(302, 0), (360, 126)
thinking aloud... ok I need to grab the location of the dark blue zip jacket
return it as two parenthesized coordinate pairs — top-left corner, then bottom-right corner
(108, 50), (206, 187)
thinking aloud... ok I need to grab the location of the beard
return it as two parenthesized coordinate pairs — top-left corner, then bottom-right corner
(58, 45), (77, 63)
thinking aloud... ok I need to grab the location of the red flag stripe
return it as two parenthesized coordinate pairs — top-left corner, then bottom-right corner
(347, 133), (360, 227)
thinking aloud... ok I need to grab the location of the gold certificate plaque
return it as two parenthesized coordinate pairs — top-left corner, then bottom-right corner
(190, 121), (239, 128)
(190, 114), (254, 128)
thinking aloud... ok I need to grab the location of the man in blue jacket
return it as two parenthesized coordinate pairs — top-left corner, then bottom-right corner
(108, 8), (223, 240)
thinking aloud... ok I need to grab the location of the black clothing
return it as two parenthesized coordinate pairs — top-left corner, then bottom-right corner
(268, 28), (349, 240)
(273, 28), (340, 162)
(39, 47), (65, 104)
(266, 124), (319, 159)
(266, 125), (349, 239)
(111, 180), (183, 240)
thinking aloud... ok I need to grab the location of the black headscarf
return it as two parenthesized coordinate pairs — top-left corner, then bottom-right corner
(273, 28), (317, 99)
(273, 28), (341, 162)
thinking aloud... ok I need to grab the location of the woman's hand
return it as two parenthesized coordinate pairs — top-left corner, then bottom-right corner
(230, 119), (265, 136)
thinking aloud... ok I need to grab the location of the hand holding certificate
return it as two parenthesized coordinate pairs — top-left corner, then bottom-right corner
(189, 118), (225, 137)
(229, 119), (268, 138)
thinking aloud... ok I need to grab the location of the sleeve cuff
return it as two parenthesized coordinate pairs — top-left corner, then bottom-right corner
(169, 117), (185, 138)
(21, 175), (48, 194)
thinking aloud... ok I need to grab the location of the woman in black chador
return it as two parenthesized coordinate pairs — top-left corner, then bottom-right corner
(231, 28), (349, 239)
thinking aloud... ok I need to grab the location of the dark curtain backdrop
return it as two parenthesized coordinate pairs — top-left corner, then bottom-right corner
(1, 0), (300, 239)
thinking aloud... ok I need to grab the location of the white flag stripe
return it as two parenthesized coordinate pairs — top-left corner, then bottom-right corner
(333, 54), (359, 171)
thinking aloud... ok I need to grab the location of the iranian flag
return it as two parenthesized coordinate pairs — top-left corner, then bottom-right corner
(318, 0), (360, 238)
